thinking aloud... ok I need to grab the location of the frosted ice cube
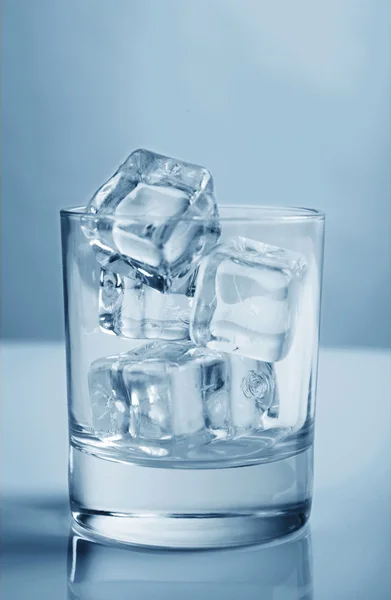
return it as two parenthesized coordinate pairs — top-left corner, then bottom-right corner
(88, 342), (278, 446)
(99, 268), (191, 340)
(190, 237), (307, 362)
(85, 149), (220, 293)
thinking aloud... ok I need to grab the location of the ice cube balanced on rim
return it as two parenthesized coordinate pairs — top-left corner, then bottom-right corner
(85, 148), (220, 294)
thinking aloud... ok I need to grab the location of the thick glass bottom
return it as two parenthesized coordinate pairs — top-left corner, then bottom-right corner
(72, 507), (310, 549)
(69, 445), (313, 549)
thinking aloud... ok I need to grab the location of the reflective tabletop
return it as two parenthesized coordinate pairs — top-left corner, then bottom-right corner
(2, 344), (390, 599)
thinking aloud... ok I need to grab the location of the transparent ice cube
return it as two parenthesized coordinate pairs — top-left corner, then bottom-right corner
(89, 343), (207, 442)
(88, 358), (129, 441)
(85, 149), (220, 293)
(190, 237), (307, 361)
(99, 268), (191, 340)
(204, 356), (278, 437)
(88, 342), (278, 446)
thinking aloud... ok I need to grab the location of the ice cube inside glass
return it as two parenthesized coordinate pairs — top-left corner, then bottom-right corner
(99, 268), (191, 341)
(190, 237), (308, 362)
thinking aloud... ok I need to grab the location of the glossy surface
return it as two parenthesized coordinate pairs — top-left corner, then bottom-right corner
(2, 343), (390, 598)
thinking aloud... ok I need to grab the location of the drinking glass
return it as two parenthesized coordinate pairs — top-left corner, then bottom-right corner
(61, 205), (325, 548)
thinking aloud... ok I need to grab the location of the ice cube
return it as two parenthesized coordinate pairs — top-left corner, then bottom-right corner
(88, 357), (129, 441)
(204, 356), (278, 436)
(190, 237), (307, 361)
(88, 342), (278, 446)
(89, 342), (207, 442)
(99, 268), (191, 340)
(85, 149), (220, 293)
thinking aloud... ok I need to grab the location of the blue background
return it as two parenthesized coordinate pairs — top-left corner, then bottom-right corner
(1, 0), (390, 348)
(1, 4), (390, 599)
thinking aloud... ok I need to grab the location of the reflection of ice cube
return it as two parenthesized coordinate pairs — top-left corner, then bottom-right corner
(88, 342), (278, 446)
(85, 149), (220, 293)
(99, 268), (191, 340)
(190, 237), (307, 361)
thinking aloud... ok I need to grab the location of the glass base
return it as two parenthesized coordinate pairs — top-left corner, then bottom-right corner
(69, 445), (312, 549)
(72, 508), (309, 549)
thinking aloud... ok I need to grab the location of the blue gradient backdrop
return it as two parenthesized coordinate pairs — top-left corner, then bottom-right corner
(1, 0), (390, 347)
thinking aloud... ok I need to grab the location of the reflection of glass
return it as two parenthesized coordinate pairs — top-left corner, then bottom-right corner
(62, 206), (324, 547)
(67, 525), (313, 600)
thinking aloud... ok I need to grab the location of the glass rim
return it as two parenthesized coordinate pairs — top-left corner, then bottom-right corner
(60, 204), (325, 223)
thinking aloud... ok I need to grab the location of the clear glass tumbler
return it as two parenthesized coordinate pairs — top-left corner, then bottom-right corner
(61, 205), (325, 549)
